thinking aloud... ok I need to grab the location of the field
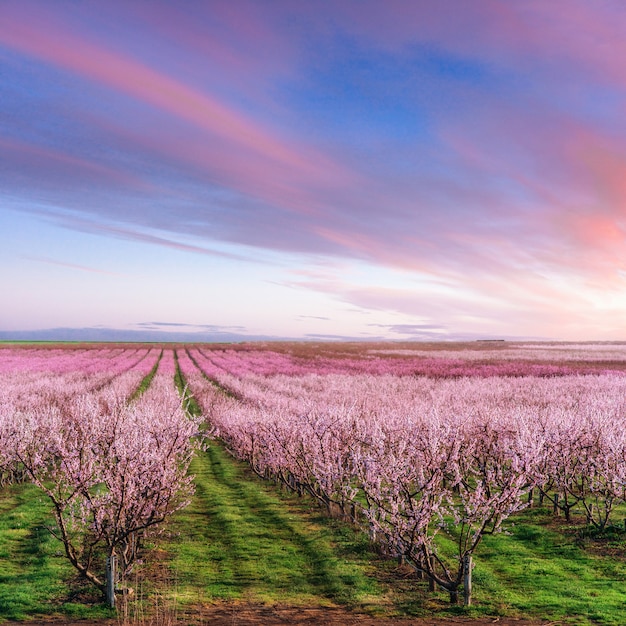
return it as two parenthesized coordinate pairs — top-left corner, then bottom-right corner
(2, 341), (626, 625)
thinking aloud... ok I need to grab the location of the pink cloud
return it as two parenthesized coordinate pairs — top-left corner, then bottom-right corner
(334, 0), (626, 89)
(137, 2), (296, 96)
(40, 212), (256, 263)
(0, 5), (356, 215)
(0, 136), (147, 190)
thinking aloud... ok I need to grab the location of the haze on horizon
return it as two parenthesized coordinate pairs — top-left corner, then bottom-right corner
(2, 1), (626, 342)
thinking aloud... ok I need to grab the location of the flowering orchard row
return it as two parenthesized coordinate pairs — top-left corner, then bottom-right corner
(179, 342), (626, 379)
(368, 342), (626, 362)
(0, 346), (161, 413)
(0, 347), (202, 606)
(0, 345), (158, 373)
(177, 346), (626, 606)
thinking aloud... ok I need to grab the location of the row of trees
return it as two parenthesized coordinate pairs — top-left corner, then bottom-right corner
(180, 349), (626, 605)
(0, 345), (157, 374)
(186, 345), (600, 378)
(0, 349), (202, 607)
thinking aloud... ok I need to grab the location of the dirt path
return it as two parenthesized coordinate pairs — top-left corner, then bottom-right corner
(2, 602), (555, 625)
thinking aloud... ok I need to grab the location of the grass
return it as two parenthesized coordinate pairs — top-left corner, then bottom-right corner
(0, 482), (112, 621)
(160, 443), (392, 613)
(159, 445), (626, 624)
(470, 507), (626, 624)
(173, 350), (203, 418)
(127, 348), (163, 403)
(165, 360), (397, 613)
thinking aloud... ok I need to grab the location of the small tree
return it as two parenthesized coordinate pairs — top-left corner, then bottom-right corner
(12, 389), (201, 605)
(355, 412), (537, 605)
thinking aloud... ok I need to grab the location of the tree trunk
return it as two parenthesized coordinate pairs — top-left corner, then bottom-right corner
(561, 491), (569, 521)
(463, 554), (472, 606)
(428, 556), (436, 592)
(106, 554), (116, 609)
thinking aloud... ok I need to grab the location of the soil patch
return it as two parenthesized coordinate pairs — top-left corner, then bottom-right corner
(3, 602), (553, 625)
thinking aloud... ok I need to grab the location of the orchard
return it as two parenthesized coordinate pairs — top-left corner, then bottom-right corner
(2, 341), (626, 622)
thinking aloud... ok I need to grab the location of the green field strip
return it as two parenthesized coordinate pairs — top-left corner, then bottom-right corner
(174, 349), (203, 417)
(127, 347), (163, 403)
(0, 483), (111, 622)
(162, 443), (391, 612)
(469, 508), (626, 624)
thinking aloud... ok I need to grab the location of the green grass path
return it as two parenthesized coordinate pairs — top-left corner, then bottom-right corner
(163, 443), (392, 613)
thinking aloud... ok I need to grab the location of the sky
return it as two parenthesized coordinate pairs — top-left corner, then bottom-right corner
(2, 1), (626, 342)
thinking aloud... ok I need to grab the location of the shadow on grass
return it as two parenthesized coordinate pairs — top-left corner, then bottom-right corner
(0, 483), (110, 621)
(0, 484), (66, 619)
(165, 443), (388, 609)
